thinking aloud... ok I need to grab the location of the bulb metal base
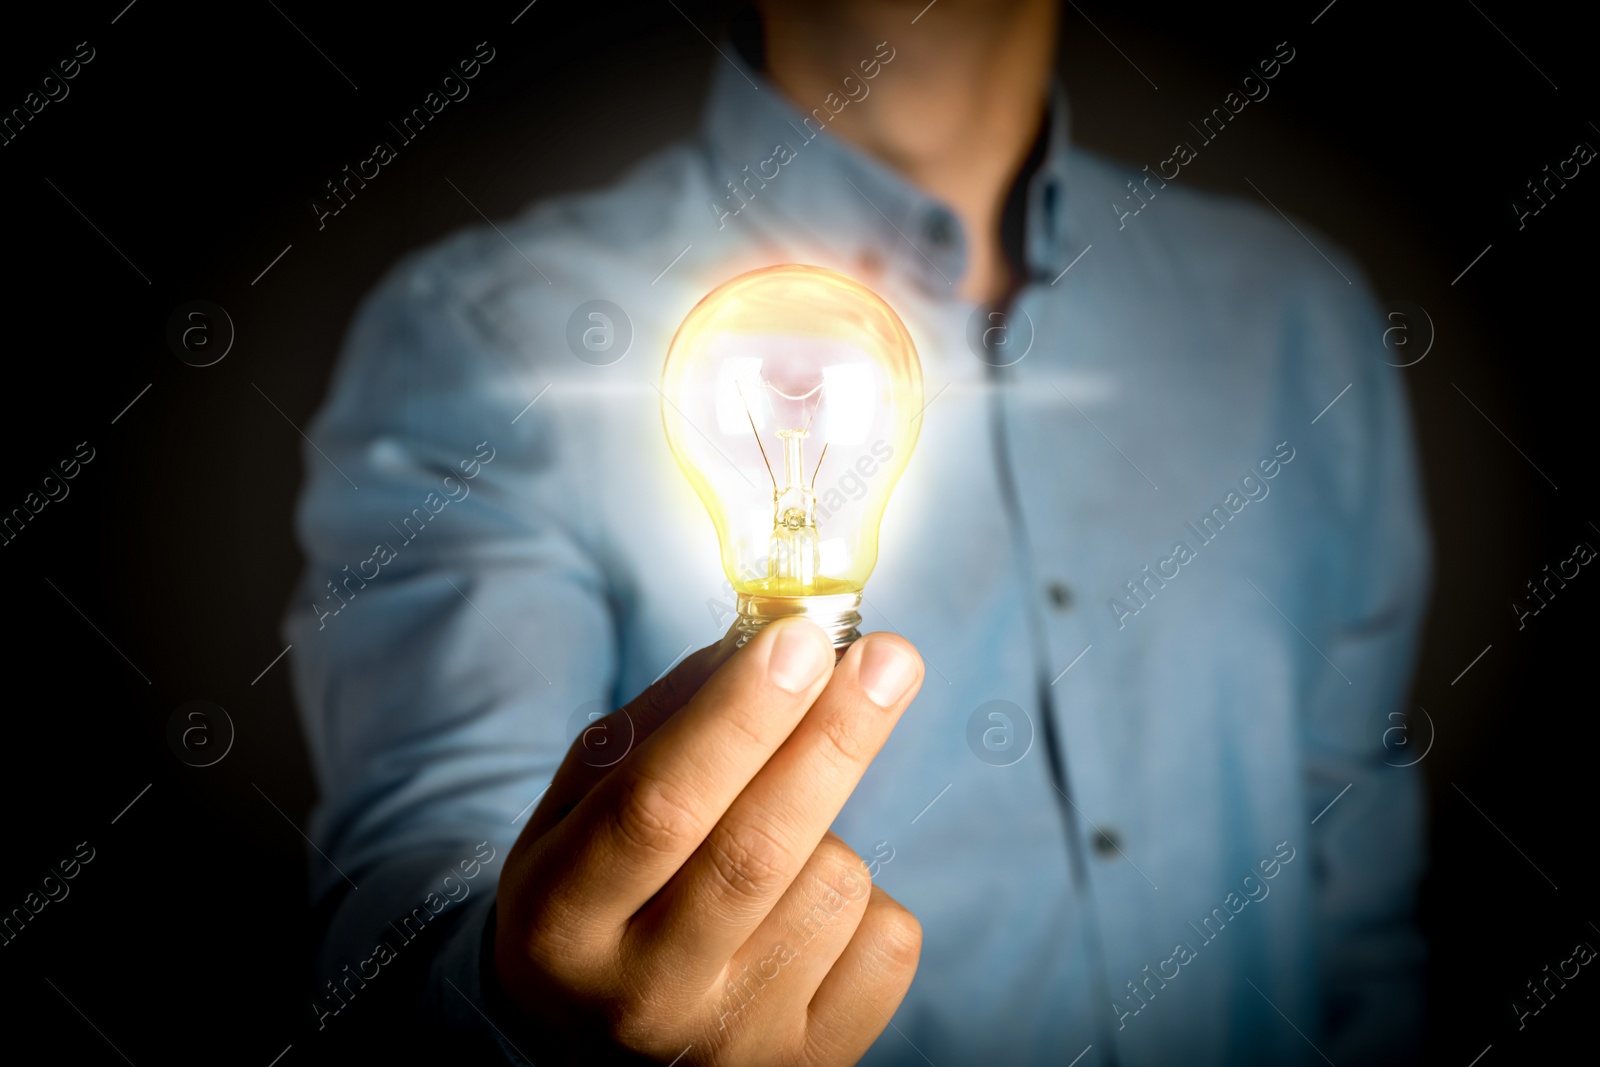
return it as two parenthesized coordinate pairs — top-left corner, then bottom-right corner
(735, 591), (863, 652)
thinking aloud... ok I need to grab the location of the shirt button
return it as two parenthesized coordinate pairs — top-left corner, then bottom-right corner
(1092, 828), (1122, 858)
(1045, 582), (1073, 611)
(924, 210), (956, 247)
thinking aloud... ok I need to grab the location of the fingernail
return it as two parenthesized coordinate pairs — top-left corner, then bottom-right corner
(857, 637), (919, 708)
(767, 620), (832, 693)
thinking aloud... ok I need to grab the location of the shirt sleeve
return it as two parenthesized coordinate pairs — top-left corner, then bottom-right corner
(283, 241), (612, 1058)
(1293, 267), (1432, 1065)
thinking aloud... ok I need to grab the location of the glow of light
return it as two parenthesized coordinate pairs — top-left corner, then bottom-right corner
(819, 537), (849, 575)
(714, 356), (766, 435)
(821, 363), (875, 446)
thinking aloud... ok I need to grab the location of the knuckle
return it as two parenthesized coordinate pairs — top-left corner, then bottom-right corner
(645, 642), (724, 715)
(807, 838), (872, 907)
(812, 833), (864, 878)
(635, 652), (707, 728)
(718, 699), (773, 750)
(799, 1012), (856, 1067)
(634, 682), (681, 733)
(517, 902), (580, 969)
(866, 890), (923, 970)
(603, 993), (671, 1053)
(704, 816), (795, 903)
(571, 709), (630, 763)
(609, 771), (699, 857)
(650, 666), (695, 717)
(812, 710), (873, 770)
(521, 934), (593, 995)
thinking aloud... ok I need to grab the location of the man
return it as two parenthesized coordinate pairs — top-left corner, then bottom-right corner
(287, 1), (1430, 1063)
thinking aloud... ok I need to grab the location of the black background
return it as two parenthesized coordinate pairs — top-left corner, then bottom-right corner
(0, 2), (1593, 1064)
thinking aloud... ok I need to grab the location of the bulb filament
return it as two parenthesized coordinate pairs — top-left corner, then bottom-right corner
(737, 375), (829, 591)
(769, 428), (820, 585)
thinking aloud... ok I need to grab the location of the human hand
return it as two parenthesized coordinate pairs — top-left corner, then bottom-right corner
(493, 618), (926, 1065)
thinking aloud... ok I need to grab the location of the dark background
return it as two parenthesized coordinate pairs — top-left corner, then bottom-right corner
(1, 2), (1592, 1064)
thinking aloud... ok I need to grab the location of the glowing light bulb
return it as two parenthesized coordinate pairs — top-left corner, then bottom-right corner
(661, 264), (923, 649)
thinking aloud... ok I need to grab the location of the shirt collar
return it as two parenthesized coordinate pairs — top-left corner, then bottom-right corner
(697, 50), (1074, 301)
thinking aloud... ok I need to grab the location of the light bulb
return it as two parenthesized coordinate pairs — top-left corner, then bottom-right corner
(661, 264), (923, 649)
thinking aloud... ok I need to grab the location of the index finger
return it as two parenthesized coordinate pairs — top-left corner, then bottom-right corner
(521, 629), (739, 843)
(533, 617), (839, 933)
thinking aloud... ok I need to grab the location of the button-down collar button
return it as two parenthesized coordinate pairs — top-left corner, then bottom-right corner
(1045, 582), (1073, 611)
(1092, 828), (1122, 858)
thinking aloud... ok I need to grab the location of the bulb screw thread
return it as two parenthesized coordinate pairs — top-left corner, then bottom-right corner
(734, 591), (863, 652)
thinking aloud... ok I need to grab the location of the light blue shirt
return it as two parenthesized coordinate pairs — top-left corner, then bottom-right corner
(287, 49), (1429, 1067)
